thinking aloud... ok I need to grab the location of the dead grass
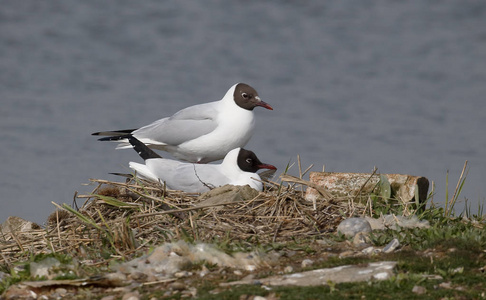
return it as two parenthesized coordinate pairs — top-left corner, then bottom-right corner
(0, 174), (359, 266)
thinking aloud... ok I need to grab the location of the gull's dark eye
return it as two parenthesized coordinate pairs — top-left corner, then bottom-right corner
(241, 92), (249, 99)
(246, 158), (252, 164)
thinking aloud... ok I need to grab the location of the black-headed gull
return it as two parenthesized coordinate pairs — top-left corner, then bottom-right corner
(93, 83), (272, 163)
(126, 136), (276, 192)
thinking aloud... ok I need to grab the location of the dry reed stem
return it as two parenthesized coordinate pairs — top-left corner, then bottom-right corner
(0, 176), (357, 266)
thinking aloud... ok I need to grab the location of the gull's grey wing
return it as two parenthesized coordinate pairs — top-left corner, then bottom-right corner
(133, 102), (219, 146)
(169, 164), (225, 192)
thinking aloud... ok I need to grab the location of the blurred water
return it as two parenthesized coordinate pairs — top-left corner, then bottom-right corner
(1, 1), (485, 224)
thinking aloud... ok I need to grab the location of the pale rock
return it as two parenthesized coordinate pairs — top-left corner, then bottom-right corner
(301, 259), (314, 268)
(412, 285), (427, 295)
(339, 250), (356, 258)
(122, 291), (140, 300)
(3, 285), (37, 300)
(0, 216), (40, 234)
(383, 238), (400, 253)
(337, 218), (372, 237)
(353, 232), (370, 247)
(365, 215), (429, 231)
(174, 271), (191, 278)
(54, 288), (67, 296)
(113, 241), (261, 282)
(30, 257), (61, 279)
(362, 246), (376, 255)
(222, 261), (397, 287)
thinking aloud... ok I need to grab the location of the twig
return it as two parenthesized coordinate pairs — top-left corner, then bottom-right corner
(56, 210), (62, 248)
(125, 187), (182, 209)
(352, 168), (378, 204)
(272, 222), (283, 243)
(280, 174), (333, 199)
(134, 199), (252, 218)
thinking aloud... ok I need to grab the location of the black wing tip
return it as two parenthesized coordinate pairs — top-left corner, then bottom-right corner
(97, 136), (119, 142)
(91, 129), (137, 137)
(97, 134), (132, 142)
(127, 136), (162, 160)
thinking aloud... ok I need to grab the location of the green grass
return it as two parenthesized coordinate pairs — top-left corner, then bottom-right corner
(368, 216), (486, 250)
(0, 253), (76, 294)
(192, 244), (485, 300)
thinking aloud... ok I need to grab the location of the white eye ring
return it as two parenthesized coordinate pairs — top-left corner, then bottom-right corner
(242, 92), (249, 99)
(246, 158), (252, 164)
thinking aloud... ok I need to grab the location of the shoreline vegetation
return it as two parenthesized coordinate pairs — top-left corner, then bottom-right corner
(1, 161), (485, 299)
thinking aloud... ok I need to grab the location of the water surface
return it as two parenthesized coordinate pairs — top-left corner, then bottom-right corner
(1, 1), (485, 223)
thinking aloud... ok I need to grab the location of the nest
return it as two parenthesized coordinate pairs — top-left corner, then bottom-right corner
(0, 175), (358, 266)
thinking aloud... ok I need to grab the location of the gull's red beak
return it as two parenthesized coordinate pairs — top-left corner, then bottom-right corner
(257, 163), (277, 170)
(255, 96), (273, 110)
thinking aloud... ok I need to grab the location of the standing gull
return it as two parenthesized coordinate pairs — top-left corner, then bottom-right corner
(93, 83), (272, 163)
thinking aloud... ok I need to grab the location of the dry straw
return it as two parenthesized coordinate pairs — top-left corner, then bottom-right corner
(1, 172), (357, 266)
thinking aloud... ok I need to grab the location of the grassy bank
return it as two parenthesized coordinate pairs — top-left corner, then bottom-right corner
(1, 165), (485, 299)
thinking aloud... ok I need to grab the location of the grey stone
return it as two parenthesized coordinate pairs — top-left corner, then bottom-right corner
(222, 261), (397, 287)
(365, 214), (430, 231)
(362, 246), (377, 255)
(337, 218), (372, 237)
(114, 241), (261, 281)
(383, 238), (400, 253)
(301, 259), (314, 268)
(174, 271), (191, 278)
(1, 216), (40, 235)
(122, 291), (140, 300)
(54, 288), (67, 295)
(30, 257), (61, 279)
(412, 285), (427, 294)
